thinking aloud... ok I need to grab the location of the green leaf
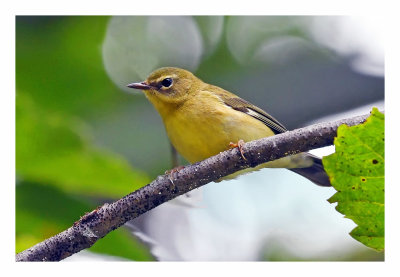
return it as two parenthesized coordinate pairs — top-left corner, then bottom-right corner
(323, 108), (384, 251)
(16, 182), (154, 260)
(16, 94), (150, 198)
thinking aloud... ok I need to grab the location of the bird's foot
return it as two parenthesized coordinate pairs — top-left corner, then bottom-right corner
(165, 166), (185, 185)
(229, 139), (247, 160)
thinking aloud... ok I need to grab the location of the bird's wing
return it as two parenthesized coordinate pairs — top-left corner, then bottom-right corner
(210, 88), (288, 134)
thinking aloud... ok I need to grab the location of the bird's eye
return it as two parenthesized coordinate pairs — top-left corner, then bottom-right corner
(161, 78), (173, 88)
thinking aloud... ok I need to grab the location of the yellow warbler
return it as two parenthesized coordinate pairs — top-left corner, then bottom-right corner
(127, 67), (330, 186)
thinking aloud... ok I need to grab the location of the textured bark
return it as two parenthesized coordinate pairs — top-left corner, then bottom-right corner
(16, 112), (370, 261)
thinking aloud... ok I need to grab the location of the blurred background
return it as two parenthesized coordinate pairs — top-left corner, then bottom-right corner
(16, 16), (384, 261)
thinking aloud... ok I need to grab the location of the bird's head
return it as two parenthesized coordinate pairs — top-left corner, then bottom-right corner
(127, 67), (203, 109)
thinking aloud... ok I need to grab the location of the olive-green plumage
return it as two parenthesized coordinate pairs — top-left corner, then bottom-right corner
(128, 67), (331, 186)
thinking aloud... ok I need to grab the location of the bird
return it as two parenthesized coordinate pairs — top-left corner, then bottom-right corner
(127, 67), (330, 187)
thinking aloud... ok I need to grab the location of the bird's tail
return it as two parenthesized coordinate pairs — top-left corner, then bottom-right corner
(218, 152), (331, 187)
(289, 154), (331, 187)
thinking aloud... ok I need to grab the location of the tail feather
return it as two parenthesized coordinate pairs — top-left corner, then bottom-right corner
(289, 154), (331, 187)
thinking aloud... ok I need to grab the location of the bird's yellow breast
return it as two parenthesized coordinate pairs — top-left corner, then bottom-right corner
(159, 91), (275, 163)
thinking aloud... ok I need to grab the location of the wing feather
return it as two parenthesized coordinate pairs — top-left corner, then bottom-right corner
(207, 87), (287, 134)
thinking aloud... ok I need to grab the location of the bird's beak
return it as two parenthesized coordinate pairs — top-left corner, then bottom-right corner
(126, 82), (152, 90)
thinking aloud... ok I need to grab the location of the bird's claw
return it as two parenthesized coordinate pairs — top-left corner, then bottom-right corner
(165, 166), (185, 185)
(229, 139), (247, 160)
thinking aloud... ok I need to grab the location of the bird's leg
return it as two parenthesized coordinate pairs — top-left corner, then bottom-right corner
(229, 139), (247, 160)
(166, 142), (181, 186)
(170, 142), (179, 168)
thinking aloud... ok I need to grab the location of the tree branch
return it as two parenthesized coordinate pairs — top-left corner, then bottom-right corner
(15, 112), (371, 261)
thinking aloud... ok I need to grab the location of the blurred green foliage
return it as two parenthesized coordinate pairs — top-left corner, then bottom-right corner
(16, 182), (153, 260)
(16, 94), (149, 197)
(16, 16), (153, 260)
(17, 16), (119, 116)
(324, 108), (384, 251)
